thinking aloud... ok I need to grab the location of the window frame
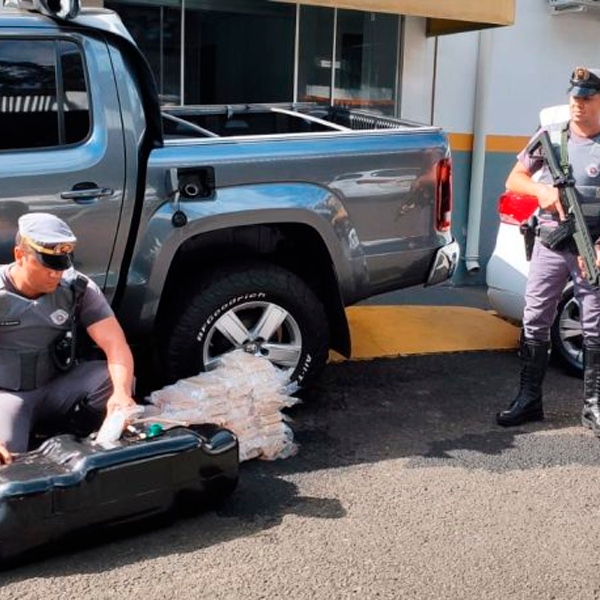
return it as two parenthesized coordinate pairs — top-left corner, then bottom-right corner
(297, 5), (403, 117)
(0, 34), (94, 154)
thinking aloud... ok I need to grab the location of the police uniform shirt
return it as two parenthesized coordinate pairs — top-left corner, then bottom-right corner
(0, 265), (113, 328)
(518, 125), (600, 234)
(0, 265), (114, 390)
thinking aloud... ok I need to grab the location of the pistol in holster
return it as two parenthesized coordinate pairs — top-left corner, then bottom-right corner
(519, 215), (538, 262)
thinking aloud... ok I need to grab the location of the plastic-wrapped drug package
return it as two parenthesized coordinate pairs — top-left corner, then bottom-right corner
(148, 350), (300, 461)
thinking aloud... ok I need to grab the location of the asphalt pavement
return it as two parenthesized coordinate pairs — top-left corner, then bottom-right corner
(2, 350), (598, 600)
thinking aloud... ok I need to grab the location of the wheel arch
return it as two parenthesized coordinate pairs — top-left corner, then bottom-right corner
(154, 222), (351, 359)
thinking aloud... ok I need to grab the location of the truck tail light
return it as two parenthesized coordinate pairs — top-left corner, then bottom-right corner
(435, 158), (452, 232)
(498, 191), (538, 225)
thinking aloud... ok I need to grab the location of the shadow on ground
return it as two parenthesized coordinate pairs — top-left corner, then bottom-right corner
(286, 350), (592, 474)
(0, 465), (346, 580)
(1, 350), (593, 580)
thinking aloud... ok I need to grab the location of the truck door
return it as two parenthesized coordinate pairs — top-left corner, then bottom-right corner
(0, 33), (126, 289)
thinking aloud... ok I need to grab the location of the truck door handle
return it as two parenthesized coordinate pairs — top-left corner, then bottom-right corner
(60, 187), (114, 202)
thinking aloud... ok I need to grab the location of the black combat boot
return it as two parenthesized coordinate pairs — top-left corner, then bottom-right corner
(582, 344), (600, 436)
(496, 337), (550, 427)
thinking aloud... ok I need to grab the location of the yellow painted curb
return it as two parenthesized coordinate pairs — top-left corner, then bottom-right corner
(330, 306), (520, 362)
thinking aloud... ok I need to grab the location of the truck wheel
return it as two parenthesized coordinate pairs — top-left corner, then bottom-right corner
(164, 262), (330, 386)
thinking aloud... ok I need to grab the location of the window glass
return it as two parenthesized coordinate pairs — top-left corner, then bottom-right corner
(297, 5), (334, 106)
(184, 0), (295, 105)
(59, 40), (91, 144)
(0, 40), (59, 150)
(0, 39), (90, 151)
(106, 0), (182, 105)
(334, 11), (399, 115)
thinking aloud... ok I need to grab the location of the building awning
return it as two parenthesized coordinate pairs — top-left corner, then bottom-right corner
(274, 1), (515, 36)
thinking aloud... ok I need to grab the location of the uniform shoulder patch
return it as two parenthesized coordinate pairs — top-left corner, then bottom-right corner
(587, 164), (600, 178)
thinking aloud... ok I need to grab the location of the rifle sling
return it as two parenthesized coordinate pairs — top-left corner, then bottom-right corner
(560, 122), (571, 178)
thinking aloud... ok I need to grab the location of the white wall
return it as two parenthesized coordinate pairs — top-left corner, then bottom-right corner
(400, 16), (436, 124)
(487, 1), (600, 134)
(433, 31), (478, 133)
(435, 0), (600, 136)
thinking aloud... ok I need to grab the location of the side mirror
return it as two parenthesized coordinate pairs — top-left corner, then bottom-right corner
(4, 0), (81, 20)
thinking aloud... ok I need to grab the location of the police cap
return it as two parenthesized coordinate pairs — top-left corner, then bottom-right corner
(569, 66), (600, 98)
(18, 213), (77, 271)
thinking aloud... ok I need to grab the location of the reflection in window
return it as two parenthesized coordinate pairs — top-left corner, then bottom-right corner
(0, 40), (59, 150)
(297, 5), (334, 106)
(0, 40), (90, 151)
(59, 41), (91, 144)
(334, 11), (399, 115)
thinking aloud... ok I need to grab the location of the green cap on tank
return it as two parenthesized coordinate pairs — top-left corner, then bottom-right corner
(147, 423), (164, 438)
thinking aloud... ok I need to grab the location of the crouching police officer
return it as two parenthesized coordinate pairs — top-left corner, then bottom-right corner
(497, 66), (600, 430)
(0, 213), (137, 463)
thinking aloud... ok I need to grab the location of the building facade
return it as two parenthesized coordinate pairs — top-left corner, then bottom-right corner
(101, 0), (512, 123)
(435, 1), (600, 282)
(106, 0), (404, 116)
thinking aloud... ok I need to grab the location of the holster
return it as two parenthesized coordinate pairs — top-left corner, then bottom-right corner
(538, 215), (576, 251)
(519, 215), (538, 261)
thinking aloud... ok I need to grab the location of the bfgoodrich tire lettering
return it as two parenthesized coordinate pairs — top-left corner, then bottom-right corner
(164, 261), (330, 386)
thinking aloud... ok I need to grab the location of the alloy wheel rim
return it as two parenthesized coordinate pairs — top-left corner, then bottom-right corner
(201, 301), (302, 377)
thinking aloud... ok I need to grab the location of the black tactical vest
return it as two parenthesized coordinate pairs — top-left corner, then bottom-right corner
(538, 121), (600, 236)
(0, 268), (85, 391)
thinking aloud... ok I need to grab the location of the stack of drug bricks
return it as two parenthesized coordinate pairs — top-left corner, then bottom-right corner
(148, 350), (298, 461)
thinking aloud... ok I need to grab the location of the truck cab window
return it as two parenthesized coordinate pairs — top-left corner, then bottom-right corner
(0, 39), (90, 151)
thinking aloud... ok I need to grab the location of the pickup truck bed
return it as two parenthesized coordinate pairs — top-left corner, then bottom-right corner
(162, 104), (414, 140)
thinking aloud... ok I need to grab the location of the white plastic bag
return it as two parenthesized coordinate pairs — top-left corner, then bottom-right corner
(95, 405), (145, 445)
(147, 350), (299, 461)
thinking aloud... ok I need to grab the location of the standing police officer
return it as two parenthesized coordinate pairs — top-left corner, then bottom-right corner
(0, 213), (137, 463)
(497, 67), (600, 430)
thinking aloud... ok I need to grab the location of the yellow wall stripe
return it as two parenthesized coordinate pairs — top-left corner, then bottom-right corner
(447, 133), (530, 154)
(448, 133), (474, 152)
(486, 135), (529, 153)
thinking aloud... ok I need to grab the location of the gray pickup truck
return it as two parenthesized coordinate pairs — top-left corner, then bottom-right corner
(0, 1), (459, 387)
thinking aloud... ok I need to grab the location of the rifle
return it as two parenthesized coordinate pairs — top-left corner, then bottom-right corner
(526, 128), (600, 289)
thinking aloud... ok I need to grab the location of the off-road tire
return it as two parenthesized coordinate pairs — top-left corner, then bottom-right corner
(163, 261), (330, 386)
